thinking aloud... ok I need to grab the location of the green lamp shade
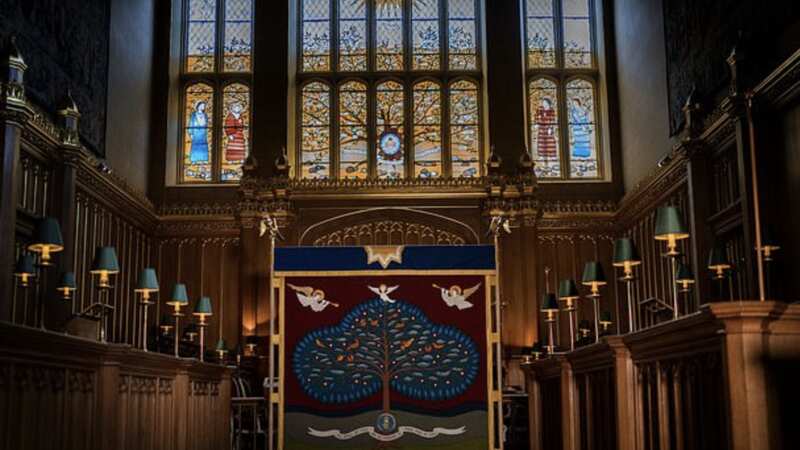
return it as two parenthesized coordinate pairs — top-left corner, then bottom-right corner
(91, 246), (120, 273)
(216, 338), (228, 351)
(582, 261), (607, 285)
(168, 283), (189, 305)
(676, 263), (695, 283)
(654, 206), (689, 240)
(194, 296), (213, 316)
(599, 311), (612, 324)
(540, 293), (559, 312)
(578, 320), (592, 331)
(708, 246), (731, 270)
(28, 217), (64, 252)
(613, 238), (641, 266)
(558, 279), (580, 299)
(59, 271), (77, 289)
(15, 254), (36, 275)
(135, 268), (159, 292)
(531, 342), (544, 354)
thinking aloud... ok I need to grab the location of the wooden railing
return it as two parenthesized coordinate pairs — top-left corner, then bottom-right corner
(523, 301), (800, 450)
(0, 321), (232, 450)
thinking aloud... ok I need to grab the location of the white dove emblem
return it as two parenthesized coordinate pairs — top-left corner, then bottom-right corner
(287, 284), (339, 312)
(368, 284), (399, 303)
(433, 283), (481, 310)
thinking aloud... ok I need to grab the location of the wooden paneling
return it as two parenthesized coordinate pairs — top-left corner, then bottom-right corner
(72, 188), (155, 346)
(524, 302), (800, 450)
(536, 233), (619, 345)
(539, 376), (563, 450)
(16, 149), (52, 219)
(155, 237), (242, 350)
(576, 367), (616, 450)
(0, 322), (232, 450)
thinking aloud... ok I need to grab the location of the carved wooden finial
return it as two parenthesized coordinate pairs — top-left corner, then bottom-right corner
(274, 146), (290, 176)
(2, 36), (26, 70)
(682, 87), (702, 138)
(726, 31), (746, 96)
(486, 145), (502, 176)
(243, 153), (258, 174)
(518, 147), (534, 173)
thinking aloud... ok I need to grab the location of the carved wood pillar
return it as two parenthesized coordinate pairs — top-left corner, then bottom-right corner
(560, 358), (579, 450)
(0, 37), (31, 321)
(608, 336), (636, 450)
(484, 0), (527, 173)
(716, 306), (773, 450)
(526, 370), (544, 450)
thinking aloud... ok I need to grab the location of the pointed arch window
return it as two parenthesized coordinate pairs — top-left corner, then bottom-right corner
(180, 0), (253, 184)
(296, 0), (484, 180)
(524, 0), (602, 180)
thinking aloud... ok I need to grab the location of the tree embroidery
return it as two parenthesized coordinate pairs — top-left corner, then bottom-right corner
(293, 298), (479, 412)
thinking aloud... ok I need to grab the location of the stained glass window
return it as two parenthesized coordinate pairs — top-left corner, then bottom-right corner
(301, 82), (332, 179)
(448, 0), (478, 70)
(339, 0), (367, 71)
(303, 0), (331, 71)
(529, 78), (560, 178)
(296, 1), (483, 180)
(450, 80), (480, 178)
(339, 81), (368, 179)
(566, 79), (598, 177)
(187, 0), (217, 72)
(224, 0), (253, 72)
(525, 0), (601, 180)
(376, 2), (404, 71)
(413, 81), (442, 178)
(412, 0), (440, 70)
(562, 0), (592, 68)
(526, 0), (556, 68)
(183, 83), (214, 182)
(376, 81), (405, 179)
(180, 0), (253, 184)
(221, 83), (250, 181)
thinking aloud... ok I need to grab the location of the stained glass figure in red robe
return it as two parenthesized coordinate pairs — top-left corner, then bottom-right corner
(224, 101), (247, 162)
(534, 97), (557, 158)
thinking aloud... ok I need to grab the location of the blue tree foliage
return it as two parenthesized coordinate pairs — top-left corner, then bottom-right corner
(293, 298), (479, 407)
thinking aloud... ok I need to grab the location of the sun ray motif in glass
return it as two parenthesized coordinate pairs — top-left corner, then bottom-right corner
(412, 0), (441, 70)
(339, 0), (367, 71)
(566, 78), (598, 177)
(448, 0), (478, 70)
(450, 79), (480, 177)
(376, 81), (405, 179)
(223, 0), (253, 72)
(413, 81), (443, 178)
(183, 83), (214, 182)
(562, 0), (592, 68)
(526, 0), (556, 68)
(187, 0), (217, 72)
(302, 0), (331, 71)
(301, 82), (332, 179)
(221, 83), (250, 181)
(375, 2), (404, 71)
(339, 81), (368, 179)
(529, 78), (561, 178)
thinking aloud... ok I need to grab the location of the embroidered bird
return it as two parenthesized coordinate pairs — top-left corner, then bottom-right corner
(433, 283), (482, 310)
(368, 284), (399, 303)
(287, 284), (339, 312)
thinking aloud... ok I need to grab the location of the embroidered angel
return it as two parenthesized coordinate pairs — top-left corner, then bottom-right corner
(433, 283), (482, 310)
(368, 284), (399, 303)
(287, 284), (339, 312)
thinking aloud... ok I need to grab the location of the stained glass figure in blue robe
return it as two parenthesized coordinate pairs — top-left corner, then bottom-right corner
(188, 101), (210, 163)
(569, 98), (592, 158)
